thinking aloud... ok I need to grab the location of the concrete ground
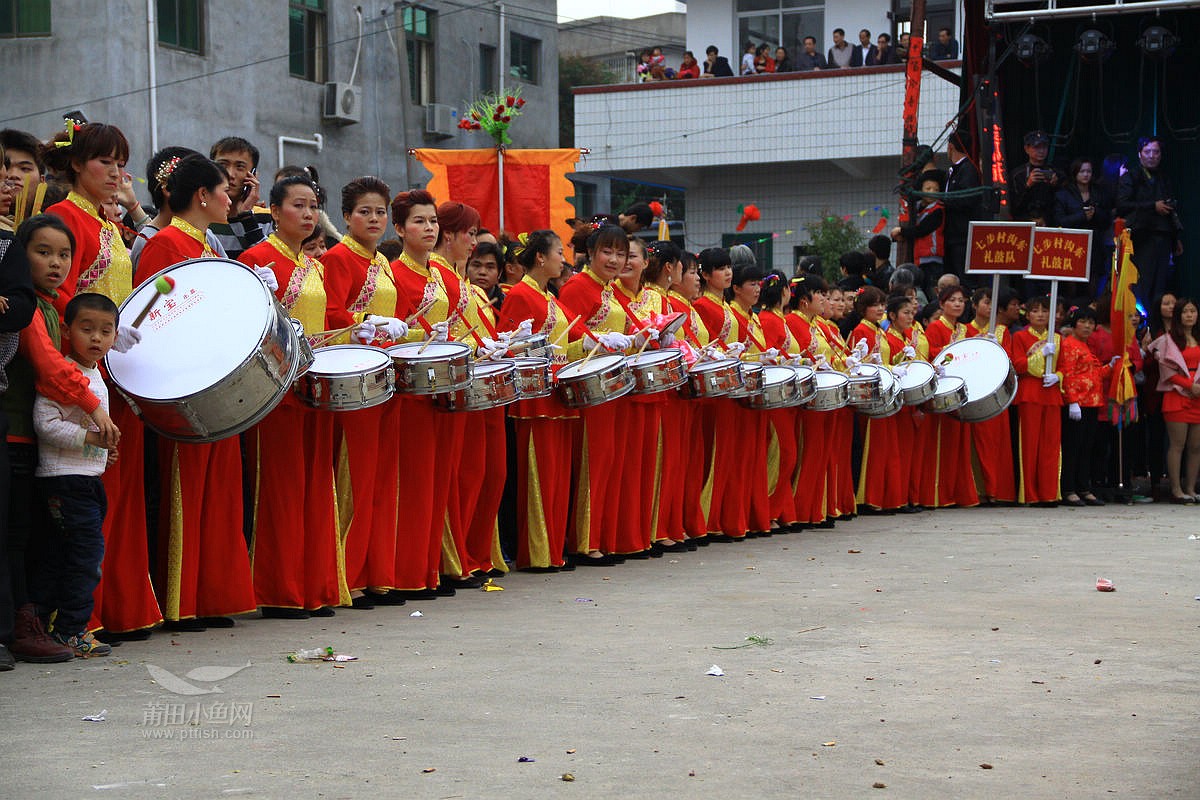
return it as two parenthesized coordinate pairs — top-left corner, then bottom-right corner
(2, 504), (1198, 799)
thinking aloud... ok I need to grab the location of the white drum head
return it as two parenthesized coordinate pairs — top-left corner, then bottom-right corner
(629, 350), (678, 367)
(473, 361), (515, 378)
(761, 366), (795, 386)
(388, 341), (470, 361)
(310, 345), (391, 375)
(940, 339), (1008, 397)
(689, 357), (739, 374)
(933, 375), (966, 397)
(559, 354), (625, 380)
(107, 259), (274, 400)
(876, 367), (895, 391)
(898, 361), (935, 389)
(814, 372), (849, 388)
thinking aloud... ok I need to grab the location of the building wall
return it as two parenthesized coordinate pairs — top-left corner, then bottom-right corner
(687, 0), (735, 61)
(560, 12), (686, 84)
(575, 66), (960, 172)
(0, 0), (558, 209)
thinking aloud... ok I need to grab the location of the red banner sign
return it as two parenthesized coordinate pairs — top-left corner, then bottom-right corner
(965, 221), (1035, 274)
(1029, 228), (1092, 283)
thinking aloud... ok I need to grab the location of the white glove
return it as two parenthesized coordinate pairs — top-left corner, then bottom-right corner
(659, 332), (676, 347)
(893, 364), (908, 379)
(1109, 355), (1121, 367)
(597, 331), (632, 351)
(762, 347), (780, 364)
(253, 266), (279, 292)
(814, 354), (831, 371)
(1068, 402), (1082, 421)
(934, 363), (946, 378)
(854, 339), (869, 359)
(367, 315), (407, 340)
(632, 327), (661, 349)
(113, 325), (142, 353)
(429, 321), (449, 343)
(868, 352), (883, 365)
(1041, 340), (1056, 356)
(513, 319), (533, 339)
(352, 321), (377, 343)
(1042, 373), (1060, 388)
(845, 354), (861, 371)
(725, 342), (747, 358)
(901, 345), (916, 360)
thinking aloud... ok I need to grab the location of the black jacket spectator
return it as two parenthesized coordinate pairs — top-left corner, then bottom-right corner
(869, 45), (899, 66)
(1010, 162), (1065, 224)
(855, 43), (877, 66)
(944, 155), (983, 244)
(1054, 182), (1113, 236)
(929, 33), (959, 60)
(827, 42), (863, 69)
(703, 55), (734, 78)
(1117, 167), (1178, 237)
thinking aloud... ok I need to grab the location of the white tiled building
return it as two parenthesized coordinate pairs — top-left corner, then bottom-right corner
(572, 0), (962, 270)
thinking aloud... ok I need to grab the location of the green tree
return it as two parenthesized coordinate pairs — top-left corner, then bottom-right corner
(559, 55), (617, 148)
(804, 210), (867, 283)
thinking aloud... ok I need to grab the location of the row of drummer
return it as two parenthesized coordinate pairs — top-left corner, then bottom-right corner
(53, 164), (1097, 636)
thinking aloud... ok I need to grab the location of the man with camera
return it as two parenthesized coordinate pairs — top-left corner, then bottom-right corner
(1118, 136), (1181, 304)
(1009, 130), (1065, 226)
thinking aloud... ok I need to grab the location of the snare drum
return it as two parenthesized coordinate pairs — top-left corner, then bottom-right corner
(295, 345), (394, 411)
(936, 338), (1017, 422)
(680, 358), (744, 399)
(925, 375), (968, 414)
(846, 365), (884, 407)
(106, 258), (310, 442)
(386, 341), (473, 395)
(896, 360), (937, 406)
(434, 360), (520, 411)
(627, 350), (688, 395)
(741, 365), (800, 410)
(557, 354), (634, 408)
(804, 371), (850, 411)
(728, 362), (765, 399)
(507, 333), (550, 359)
(862, 367), (903, 418)
(791, 365), (817, 405)
(512, 357), (553, 398)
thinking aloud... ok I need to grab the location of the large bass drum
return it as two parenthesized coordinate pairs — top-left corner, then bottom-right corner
(106, 258), (309, 442)
(936, 338), (1017, 422)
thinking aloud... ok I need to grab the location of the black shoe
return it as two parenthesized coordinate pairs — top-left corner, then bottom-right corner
(1082, 495), (1105, 507)
(350, 595), (376, 610)
(164, 619), (208, 632)
(484, 568), (507, 578)
(261, 607), (311, 620)
(571, 553), (618, 567)
(786, 523), (807, 532)
(363, 590), (408, 606)
(433, 585), (457, 597)
(441, 575), (484, 589)
(0, 643), (14, 671)
(897, 504), (921, 514)
(683, 539), (699, 550)
(652, 540), (689, 555)
(95, 628), (149, 643)
(310, 606), (336, 617)
(692, 536), (710, 547)
(706, 533), (745, 543)
(198, 616), (235, 628)
(556, 561), (576, 572)
(393, 589), (439, 600)
(518, 566), (560, 574)
(815, 520), (836, 529)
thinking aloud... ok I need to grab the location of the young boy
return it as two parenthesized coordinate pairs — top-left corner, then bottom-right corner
(29, 292), (121, 657)
(1010, 294), (1064, 506)
(891, 171), (946, 289)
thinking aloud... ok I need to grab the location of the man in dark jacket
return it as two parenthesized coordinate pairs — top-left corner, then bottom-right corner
(943, 131), (986, 281)
(701, 45), (734, 78)
(796, 36), (828, 71)
(1009, 130), (1064, 225)
(1117, 136), (1181, 304)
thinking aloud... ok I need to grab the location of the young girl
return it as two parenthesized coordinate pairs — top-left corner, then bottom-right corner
(786, 274), (836, 524)
(757, 271), (801, 527)
(849, 287), (904, 512)
(1059, 307), (1113, 506)
(1149, 297), (1200, 502)
(891, 171), (946, 284)
(886, 292), (928, 511)
(1011, 295), (1064, 505)
(666, 249), (711, 542)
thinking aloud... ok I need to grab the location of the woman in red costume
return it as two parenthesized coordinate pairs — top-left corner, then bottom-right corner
(43, 121), (162, 638)
(135, 154), (259, 629)
(320, 176), (411, 607)
(239, 176), (347, 617)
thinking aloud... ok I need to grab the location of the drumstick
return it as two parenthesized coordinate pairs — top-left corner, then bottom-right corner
(404, 299), (437, 326)
(552, 315), (582, 348)
(578, 340), (603, 368)
(131, 275), (176, 328)
(634, 331), (655, 356)
(308, 324), (359, 347)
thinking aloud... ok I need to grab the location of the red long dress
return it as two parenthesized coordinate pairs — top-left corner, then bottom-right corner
(1011, 327), (1063, 504)
(667, 290), (711, 540)
(728, 304), (772, 535)
(758, 308), (800, 525)
(47, 192), (163, 634)
(850, 320), (904, 511)
(500, 276), (585, 568)
(558, 266), (630, 555)
(785, 311), (828, 524)
(321, 235), (404, 592)
(965, 321), (1017, 503)
(135, 219), (256, 621)
(919, 318), (979, 508)
(240, 236), (346, 610)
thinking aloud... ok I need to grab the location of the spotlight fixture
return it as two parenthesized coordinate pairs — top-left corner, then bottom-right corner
(1137, 25), (1177, 59)
(1016, 33), (1052, 65)
(1075, 29), (1115, 63)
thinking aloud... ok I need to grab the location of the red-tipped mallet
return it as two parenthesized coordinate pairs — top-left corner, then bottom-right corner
(131, 275), (176, 328)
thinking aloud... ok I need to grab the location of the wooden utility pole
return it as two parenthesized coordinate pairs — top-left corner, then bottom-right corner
(897, 0), (927, 265)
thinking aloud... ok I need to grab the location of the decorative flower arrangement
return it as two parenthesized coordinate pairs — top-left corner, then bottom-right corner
(458, 86), (527, 146)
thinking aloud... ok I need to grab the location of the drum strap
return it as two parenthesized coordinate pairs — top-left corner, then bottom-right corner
(585, 284), (615, 332)
(349, 251), (391, 315)
(77, 224), (114, 293)
(614, 286), (652, 331)
(731, 307), (768, 353)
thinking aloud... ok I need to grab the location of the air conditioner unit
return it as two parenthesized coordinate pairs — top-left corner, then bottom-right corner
(425, 103), (457, 138)
(323, 82), (362, 124)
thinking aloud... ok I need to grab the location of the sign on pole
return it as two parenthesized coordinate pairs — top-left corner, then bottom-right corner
(965, 221), (1036, 275)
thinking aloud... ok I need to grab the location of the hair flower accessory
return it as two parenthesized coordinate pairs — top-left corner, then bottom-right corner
(54, 118), (84, 148)
(155, 155), (182, 188)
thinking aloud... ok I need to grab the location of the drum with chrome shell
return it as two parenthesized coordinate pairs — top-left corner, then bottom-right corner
(557, 354), (634, 408)
(106, 258), (311, 442)
(936, 338), (1017, 422)
(295, 345), (394, 411)
(386, 341), (473, 395)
